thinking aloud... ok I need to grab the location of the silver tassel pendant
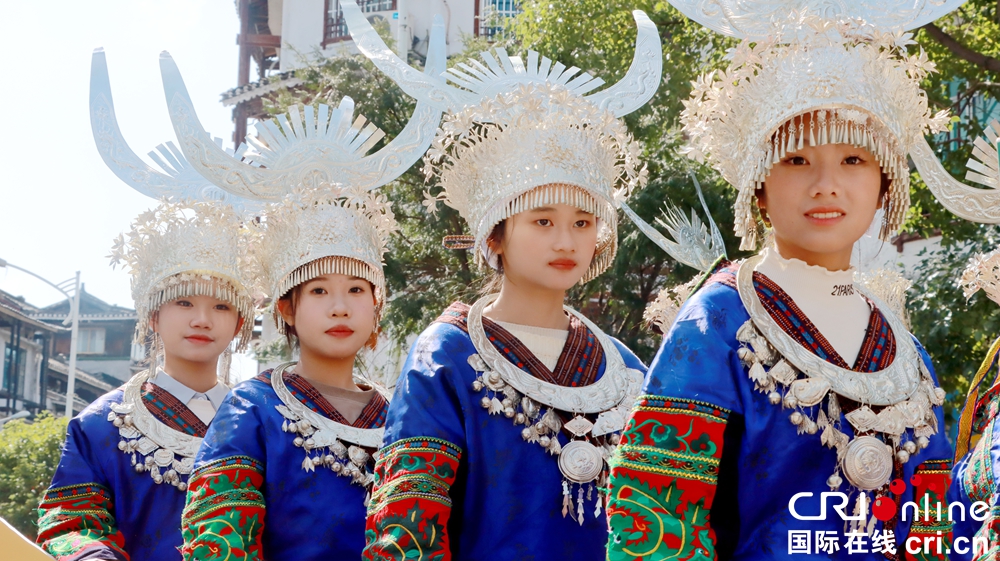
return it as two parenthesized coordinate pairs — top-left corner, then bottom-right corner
(562, 481), (571, 518)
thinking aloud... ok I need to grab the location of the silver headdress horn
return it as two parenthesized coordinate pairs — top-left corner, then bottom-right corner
(912, 123), (1000, 224)
(158, 16), (447, 201)
(665, 0), (967, 40)
(90, 48), (263, 213)
(342, 1), (661, 117)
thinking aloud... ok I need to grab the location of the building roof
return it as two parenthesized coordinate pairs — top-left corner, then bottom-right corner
(34, 287), (137, 322)
(0, 290), (63, 332)
(220, 71), (302, 107)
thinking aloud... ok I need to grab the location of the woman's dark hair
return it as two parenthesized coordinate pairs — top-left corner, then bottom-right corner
(480, 220), (507, 295)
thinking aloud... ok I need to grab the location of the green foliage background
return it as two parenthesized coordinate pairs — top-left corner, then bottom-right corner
(0, 413), (67, 538)
(269, 2), (1000, 417)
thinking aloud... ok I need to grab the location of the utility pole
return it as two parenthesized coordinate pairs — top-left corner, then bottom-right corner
(64, 271), (81, 418)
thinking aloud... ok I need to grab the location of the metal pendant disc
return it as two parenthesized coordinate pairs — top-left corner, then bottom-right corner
(840, 435), (893, 491)
(558, 440), (605, 484)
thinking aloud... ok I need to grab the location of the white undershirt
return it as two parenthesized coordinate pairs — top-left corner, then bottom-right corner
(495, 321), (570, 371)
(754, 248), (872, 366)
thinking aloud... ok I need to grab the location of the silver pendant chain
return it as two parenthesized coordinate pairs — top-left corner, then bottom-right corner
(465, 294), (643, 523)
(735, 256), (945, 492)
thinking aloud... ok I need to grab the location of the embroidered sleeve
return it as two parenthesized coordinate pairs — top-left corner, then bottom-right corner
(37, 483), (128, 561)
(181, 456), (265, 561)
(905, 459), (954, 561)
(36, 416), (128, 561)
(606, 396), (730, 561)
(363, 437), (462, 561)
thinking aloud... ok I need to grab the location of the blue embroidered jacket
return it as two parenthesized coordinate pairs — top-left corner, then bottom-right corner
(180, 369), (388, 561)
(605, 263), (957, 561)
(363, 302), (647, 561)
(38, 380), (211, 561)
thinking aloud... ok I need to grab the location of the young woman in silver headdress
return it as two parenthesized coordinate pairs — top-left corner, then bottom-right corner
(339, 4), (662, 559)
(37, 200), (254, 561)
(605, 2), (977, 559)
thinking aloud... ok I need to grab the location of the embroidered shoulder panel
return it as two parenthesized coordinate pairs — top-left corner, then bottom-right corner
(434, 301), (603, 387)
(974, 383), (1000, 434)
(702, 260), (739, 290)
(181, 456), (266, 561)
(141, 381), (209, 436)
(364, 437), (462, 561)
(606, 395), (729, 561)
(906, 459), (953, 560)
(964, 416), (997, 506)
(37, 483), (128, 561)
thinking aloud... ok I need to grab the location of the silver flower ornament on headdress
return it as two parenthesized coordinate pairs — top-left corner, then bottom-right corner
(253, 184), (397, 334)
(343, 2), (661, 282)
(961, 248), (1000, 305)
(109, 199), (256, 349)
(667, 1), (966, 249)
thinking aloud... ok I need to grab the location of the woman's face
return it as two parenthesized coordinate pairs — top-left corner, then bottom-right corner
(153, 295), (242, 365)
(759, 142), (883, 268)
(278, 273), (376, 360)
(492, 203), (599, 293)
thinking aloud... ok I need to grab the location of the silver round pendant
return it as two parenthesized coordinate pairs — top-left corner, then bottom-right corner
(558, 440), (605, 484)
(840, 435), (893, 491)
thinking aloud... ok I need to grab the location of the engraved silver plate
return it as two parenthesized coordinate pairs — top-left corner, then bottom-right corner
(558, 440), (605, 484)
(840, 436), (893, 491)
(563, 416), (595, 437)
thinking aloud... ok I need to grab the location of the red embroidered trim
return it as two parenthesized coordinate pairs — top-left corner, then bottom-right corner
(364, 437), (462, 561)
(37, 483), (129, 561)
(903, 459), (953, 561)
(181, 456), (266, 561)
(435, 301), (603, 387)
(607, 396), (730, 561)
(254, 369), (388, 429)
(753, 271), (897, 372)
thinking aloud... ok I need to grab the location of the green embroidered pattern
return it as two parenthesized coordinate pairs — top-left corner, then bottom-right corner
(607, 476), (715, 561)
(36, 483), (128, 560)
(181, 456), (265, 561)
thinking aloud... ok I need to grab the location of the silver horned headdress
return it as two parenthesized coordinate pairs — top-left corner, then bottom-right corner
(109, 199), (256, 349)
(669, 0), (967, 249)
(254, 183), (396, 334)
(90, 48), (263, 214)
(343, 2), (661, 282)
(156, 15), (446, 201)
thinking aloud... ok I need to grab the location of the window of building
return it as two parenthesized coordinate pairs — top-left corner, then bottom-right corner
(324, 0), (398, 47)
(78, 328), (106, 355)
(3, 345), (27, 399)
(478, 0), (519, 39)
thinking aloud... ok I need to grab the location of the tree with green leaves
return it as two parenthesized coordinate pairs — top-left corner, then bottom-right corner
(0, 413), (68, 538)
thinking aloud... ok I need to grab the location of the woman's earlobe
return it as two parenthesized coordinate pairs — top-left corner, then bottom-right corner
(234, 316), (246, 337)
(275, 299), (295, 327)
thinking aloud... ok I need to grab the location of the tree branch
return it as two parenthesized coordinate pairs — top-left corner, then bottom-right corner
(923, 23), (1000, 73)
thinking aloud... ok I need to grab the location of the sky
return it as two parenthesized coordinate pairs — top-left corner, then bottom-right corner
(1, 1), (239, 308)
(0, 1), (258, 377)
